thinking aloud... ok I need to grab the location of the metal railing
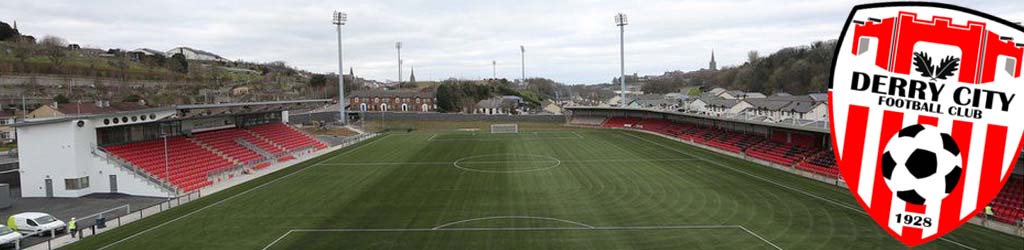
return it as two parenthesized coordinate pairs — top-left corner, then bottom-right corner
(91, 147), (178, 194)
(236, 139), (273, 158)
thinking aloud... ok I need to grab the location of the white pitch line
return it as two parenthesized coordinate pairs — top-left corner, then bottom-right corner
(429, 137), (582, 142)
(619, 131), (978, 250)
(261, 230), (295, 250)
(427, 133), (437, 141)
(319, 158), (700, 166)
(97, 134), (386, 250)
(262, 224), (780, 250)
(739, 225), (784, 250)
(431, 216), (596, 230)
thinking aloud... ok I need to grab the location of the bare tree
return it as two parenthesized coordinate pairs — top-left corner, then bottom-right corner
(10, 40), (34, 63)
(39, 35), (68, 67)
(747, 50), (760, 65)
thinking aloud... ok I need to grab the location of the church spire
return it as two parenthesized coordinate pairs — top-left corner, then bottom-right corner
(709, 49), (717, 71)
(348, 67), (353, 77)
(409, 67), (416, 83)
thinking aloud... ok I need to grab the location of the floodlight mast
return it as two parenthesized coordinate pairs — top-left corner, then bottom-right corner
(520, 45), (526, 83)
(396, 42), (403, 84)
(333, 11), (348, 124)
(615, 13), (628, 108)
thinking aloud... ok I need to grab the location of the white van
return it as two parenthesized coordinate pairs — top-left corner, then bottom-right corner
(6, 213), (66, 236)
(0, 225), (20, 247)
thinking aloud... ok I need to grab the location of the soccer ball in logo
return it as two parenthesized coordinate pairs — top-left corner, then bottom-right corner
(881, 124), (962, 205)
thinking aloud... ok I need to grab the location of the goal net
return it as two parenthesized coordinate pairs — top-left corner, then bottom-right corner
(490, 124), (518, 134)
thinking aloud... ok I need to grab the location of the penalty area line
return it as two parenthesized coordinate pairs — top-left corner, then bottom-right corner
(261, 224), (782, 250)
(318, 158), (701, 166)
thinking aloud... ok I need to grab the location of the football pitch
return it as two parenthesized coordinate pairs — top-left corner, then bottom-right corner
(66, 128), (1023, 250)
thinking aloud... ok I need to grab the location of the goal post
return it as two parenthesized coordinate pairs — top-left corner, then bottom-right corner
(490, 123), (518, 134)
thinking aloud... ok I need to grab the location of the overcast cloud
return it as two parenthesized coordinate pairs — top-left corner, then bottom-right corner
(1, 0), (1021, 84)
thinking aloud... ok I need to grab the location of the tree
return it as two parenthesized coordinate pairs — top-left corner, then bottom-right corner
(122, 94), (144, 103)
(435, 83), (461, 112)
(524, 78), (558, 99)
(141, 54), (168, 68)
(10, 40), (34, 63)
(39, 35), (68, 67)
(0, 22), (18, 41)
(168, 54), (189, 74)
(747, 51), (760, 65)
(309, 74), (327, 89)
(53, 94), (69, 104)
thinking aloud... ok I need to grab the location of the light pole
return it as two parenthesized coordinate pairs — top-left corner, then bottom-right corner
(492, 60), (497, 79)
(615, 13), (628, 108)
(396, 42), (403, 84)
(333, 11), (348, 124)
(520, 45), (526, 84)
(161, 127), (170, 198)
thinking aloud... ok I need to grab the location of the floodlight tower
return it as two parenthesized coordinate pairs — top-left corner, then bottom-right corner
(520, 45), (526, 83)
(396, 42), (403, 84)
(333, 11), (348, 124)
(615, 13), (628, 108)
(492, 60), (497, 79)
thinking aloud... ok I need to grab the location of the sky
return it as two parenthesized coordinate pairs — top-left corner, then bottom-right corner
(1, 0), (1022, 84)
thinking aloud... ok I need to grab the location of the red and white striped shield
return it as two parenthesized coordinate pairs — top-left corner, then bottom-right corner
(830, 2), (1024, 246)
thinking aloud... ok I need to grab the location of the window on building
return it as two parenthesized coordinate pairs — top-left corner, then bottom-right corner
(65, 176), (90, 190)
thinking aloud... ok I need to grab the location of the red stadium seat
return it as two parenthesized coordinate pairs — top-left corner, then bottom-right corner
(103, 123), (329, 192)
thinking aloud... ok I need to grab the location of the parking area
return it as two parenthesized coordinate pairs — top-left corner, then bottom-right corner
(0, 188), (164, 248)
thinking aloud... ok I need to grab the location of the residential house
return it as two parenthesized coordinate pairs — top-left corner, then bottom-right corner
(348, 89), (436, 112)
(707, 87), (727, 96)
(718, 90), (766, 100)
(689, 96), (750, 117)
(166, 47), (227, 61)
(739, 95), (828, 122)
(132, 48), (166, 57)
(540, 100), (562, 114)
(26, 101), (149, 120)
(604, 96), (623, 107)
(626, 94), (679, 111)
(0, 110), (17, 143)
(474, 97), (515, 115)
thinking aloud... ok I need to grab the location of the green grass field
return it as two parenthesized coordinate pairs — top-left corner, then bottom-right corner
(66, 128), (1023, 250)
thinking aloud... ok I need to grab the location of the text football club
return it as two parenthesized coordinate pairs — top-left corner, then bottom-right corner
(829, 2), (1024, 247)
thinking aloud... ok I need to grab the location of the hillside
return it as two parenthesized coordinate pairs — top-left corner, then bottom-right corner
(641, 40), (837, 95)
(0, 21), (379, 106)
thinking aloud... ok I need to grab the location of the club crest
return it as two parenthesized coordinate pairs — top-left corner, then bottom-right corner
(829, 2), (1024, 246)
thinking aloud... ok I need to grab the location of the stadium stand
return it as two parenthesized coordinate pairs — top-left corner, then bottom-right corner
(102, 123), (328, 192)
(568, 115), (607, 127)
(595, 115), (1024, 225)
(249, 123), (328, 151)
(796, 151), (839, 178)
(991, 175), (1023, 225)
(104, 137), (232, 192)
(193, 129), (265, 165)
(601, 117), (640, 128)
